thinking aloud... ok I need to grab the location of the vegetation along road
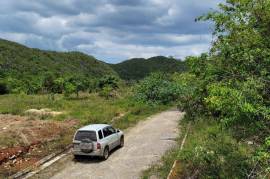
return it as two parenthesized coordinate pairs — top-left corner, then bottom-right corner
(31, 109), (183, 179)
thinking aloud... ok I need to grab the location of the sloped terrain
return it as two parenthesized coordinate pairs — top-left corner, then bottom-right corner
(0, 39), (116, 81)
(111, 56), (186, 80)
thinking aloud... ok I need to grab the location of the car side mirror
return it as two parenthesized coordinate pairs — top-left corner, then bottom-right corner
(116, 129), (120, 133)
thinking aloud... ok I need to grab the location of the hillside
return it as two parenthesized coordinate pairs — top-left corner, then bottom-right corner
(110, 56), (186, 80)
(0, 39), (116, 81)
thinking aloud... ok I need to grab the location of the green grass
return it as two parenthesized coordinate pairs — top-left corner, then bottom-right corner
(0, 91), (169, 130)
(142, 118), (255, 179)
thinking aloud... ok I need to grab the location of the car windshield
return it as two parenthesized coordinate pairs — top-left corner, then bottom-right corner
(74, 131), (97, 142)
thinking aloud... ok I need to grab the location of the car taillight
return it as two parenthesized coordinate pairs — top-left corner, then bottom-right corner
(97, 143), (101, 149)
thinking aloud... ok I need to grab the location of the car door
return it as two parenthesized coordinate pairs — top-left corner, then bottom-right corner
(102, 127), (114, 150)
(107, 126), (119, 148)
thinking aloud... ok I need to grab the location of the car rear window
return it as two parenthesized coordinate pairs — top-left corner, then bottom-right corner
(74, 131), (97, 142)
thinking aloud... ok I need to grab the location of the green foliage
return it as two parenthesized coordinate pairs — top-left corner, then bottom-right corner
(98, 75), (119, 89)
(0, 39), (117, 94)
(43, 73), (56, 93)
(134, 73), (180, 104)
(96, 75), (120, 99)
(63, 82), (76, 97)
(111, 56), (187, 81)
(173, 72), (206, 118)
(252, 137), (270, 178)
(67, 76), (90, 97)
(167, 0), (270, 177)
(178, 119), (252, 179)
(205, 79), (270, 132)
(53, 77), (65, 94)
(98, 85), (114, 99)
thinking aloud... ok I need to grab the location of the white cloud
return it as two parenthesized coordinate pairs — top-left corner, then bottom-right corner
(0, 0), (224, 62)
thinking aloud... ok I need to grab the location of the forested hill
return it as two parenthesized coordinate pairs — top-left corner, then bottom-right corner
(0, 39), (116, 80)
(110, 56), (187, 80)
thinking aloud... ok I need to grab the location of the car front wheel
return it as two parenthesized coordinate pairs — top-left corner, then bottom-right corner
(120, 136), (124, 147)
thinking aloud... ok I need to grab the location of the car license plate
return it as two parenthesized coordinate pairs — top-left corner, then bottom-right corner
(80, 143), (92, 150)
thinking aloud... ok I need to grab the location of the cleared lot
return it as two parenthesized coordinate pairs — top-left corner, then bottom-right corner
(0, 114), (78, 177)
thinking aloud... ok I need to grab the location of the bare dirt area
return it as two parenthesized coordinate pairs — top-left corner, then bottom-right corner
(0, 114), (78, 177)
(31, 109), (183, 179)
(25, 108), (65, 117)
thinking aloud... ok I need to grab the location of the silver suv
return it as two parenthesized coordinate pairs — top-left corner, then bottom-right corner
(72, 124), (124, 160)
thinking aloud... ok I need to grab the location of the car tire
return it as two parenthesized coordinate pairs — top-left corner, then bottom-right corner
(74, 155), (80, 160)
(103, 147), (109, 160)
(120, 136), (124, 147)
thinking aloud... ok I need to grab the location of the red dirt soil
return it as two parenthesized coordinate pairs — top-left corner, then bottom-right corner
(0, 114), (78, 177)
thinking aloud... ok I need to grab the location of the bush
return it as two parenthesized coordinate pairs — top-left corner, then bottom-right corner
(98, 75), (119, 89)
(64, 82), (76, 97)
(134, 73), (180, 104)
(178, 120), (252, 179)
(173, 72), (207, 117)
(98, 85), (114, 99)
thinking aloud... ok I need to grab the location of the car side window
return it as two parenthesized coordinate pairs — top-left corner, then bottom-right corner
(108, 127), (116, 134)
(98, 130), (103, 139)
(103, 127), (110, 138)
(103, 127), (115, 138)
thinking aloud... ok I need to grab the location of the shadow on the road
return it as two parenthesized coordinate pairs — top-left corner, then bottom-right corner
(72, 146), (122, 164)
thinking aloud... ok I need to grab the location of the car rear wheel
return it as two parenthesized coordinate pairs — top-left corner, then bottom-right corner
(103, 147), (109, 160)
(74, 155), (80, 160)
(120, 136), (124, 147)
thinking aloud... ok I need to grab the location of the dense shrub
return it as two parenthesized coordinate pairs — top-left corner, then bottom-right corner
(98, 75), (119, 89)
(178, 120), (252, 179)
(134, 73), (180, 104)
(172, 72), (206, 118)
(98, 85), (114, 99)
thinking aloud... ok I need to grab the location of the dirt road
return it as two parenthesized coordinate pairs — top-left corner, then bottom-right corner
(31, 109), (183, 179)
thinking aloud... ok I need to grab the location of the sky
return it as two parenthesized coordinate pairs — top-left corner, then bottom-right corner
(0, 0), (223, 63)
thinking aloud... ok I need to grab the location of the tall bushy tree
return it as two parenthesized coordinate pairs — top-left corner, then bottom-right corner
(98, 75), (119, 89)
(134, 73), (180, 104)
(177, 1), (270, 177)
(67, 76), (89, 98)
(198, 0), (270, 82)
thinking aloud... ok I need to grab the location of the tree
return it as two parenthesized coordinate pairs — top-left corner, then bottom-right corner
(67, 76), (89, 98)
(98, 85), (114, 99)
(53, 77), (65, 94)
(98, 75), (119, 89)
(134, 73), (180, 104)
(42, 74), (65, 100)
(42, 73), (55, 94)
(64, 82), (76, 97)
(179, 1), (270, 176)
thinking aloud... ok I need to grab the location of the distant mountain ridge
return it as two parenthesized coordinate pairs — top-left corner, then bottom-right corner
(0, 39), (186, 85)
(0, 39), (117, 79)
(110, 56), (187, 80)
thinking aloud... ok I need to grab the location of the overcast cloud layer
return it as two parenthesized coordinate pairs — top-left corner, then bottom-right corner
(0, 0), (222, 63)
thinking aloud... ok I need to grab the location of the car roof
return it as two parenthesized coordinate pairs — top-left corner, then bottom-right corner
(78, 124), (110, 131)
